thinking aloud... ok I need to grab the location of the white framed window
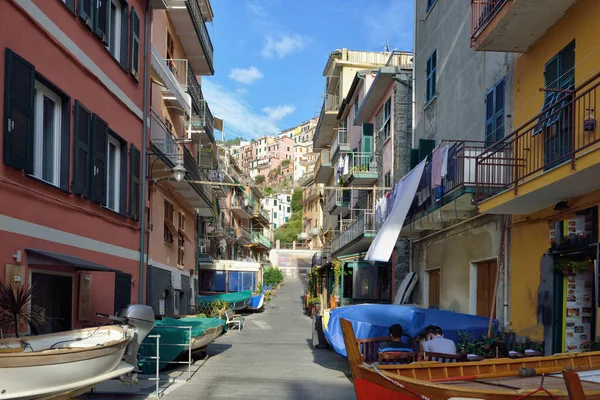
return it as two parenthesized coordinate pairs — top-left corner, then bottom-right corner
(107, 135), (121, 212)
(33, 81), (62, 186)
(107, 0), (122, 62)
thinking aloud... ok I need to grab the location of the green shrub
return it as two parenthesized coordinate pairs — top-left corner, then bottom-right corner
(264, 267), (284, 287)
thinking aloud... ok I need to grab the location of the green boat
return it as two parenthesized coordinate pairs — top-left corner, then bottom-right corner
(138, 317), (226, 373)
(197, 290), (253, 311)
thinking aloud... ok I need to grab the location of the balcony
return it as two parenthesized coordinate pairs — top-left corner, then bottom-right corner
(231, 193), (253, 219)
(187, 77), (215, 145)
(313, 94), (341, 149)
(343, 153), (378, 186)
(400, 141), (489, 236)
(470, 0), (578, 52)
(298, 232), (308, 241)
(252, 204), (270, 226)
(331, 128), (350, 164)
(314, 149), (332, 183)
(308, 226), (320, 237)
(326, 189), (350, 215)
(475, 71), (600, 216)
(170, 146), (214, 216)
(210, 223), (235, 239)
(150, 47), (188, 111)
(150, 110), (180, 169)
(166, 0), (214, 75)
(303, 184), (322, 203)
(207, 165), (227, 198)
(331, 211), (376, 257)
(234, 225), (252, 245)
(252, 232), (272, 250)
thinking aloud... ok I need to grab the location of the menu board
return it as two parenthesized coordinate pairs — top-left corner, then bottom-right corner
(565, 270), (594, 352)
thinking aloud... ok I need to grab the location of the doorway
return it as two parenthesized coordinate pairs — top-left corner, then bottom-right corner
(31, 272), (73, 334)
(475, 260), (498, 318)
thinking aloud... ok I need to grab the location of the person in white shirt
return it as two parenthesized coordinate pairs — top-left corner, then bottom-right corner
(421, 325), (457, 355)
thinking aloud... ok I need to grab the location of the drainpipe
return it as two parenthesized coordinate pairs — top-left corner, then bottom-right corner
(503, 216), (510, 327)
(138, 0), (151, 304)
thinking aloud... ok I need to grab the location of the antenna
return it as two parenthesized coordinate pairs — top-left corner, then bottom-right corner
(385, 38), (390, 52)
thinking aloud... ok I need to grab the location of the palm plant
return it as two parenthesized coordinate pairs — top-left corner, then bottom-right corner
(0, 282), (47, 337)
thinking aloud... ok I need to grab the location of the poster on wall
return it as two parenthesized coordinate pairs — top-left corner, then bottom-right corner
(564, 270), (594, 352)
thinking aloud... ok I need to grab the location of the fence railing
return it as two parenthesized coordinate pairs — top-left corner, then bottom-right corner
(345, 153), (378, 175)
(476, 70), (600, 203)
(470, 0), (509, 46)
(150, 110), (181, 166)
(331, 128), (349, 161)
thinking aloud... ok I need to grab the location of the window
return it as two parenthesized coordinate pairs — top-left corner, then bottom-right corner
(273, 223), (277, 229)
(274, 200), (277, 206)
(164, 201), (175, 244)
(3, 50), (71, 191)
(106, 134), (121, 211)
(428, 269), (441, 308)
(129, 7), (140, 79)
(427, 0), (437, 12)
(200, 270), (226, 292)
(33, 81), (62, 186)
(485, 79), (506, 146)
(287, 206), (290, 213)
(274, 212), (278, 219)
(177, 212), (185, 266)
(285, 217), (289, 222)
(381, 97), (392, 140)
(287, 196), (291, 202)
(107, 0), (122, 62)
(426, 50), (437, 103)
(384, 172), (391, 188)
(354, 98), (359, 116)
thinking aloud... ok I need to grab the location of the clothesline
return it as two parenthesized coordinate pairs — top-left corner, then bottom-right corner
(185, 180), (393, 190)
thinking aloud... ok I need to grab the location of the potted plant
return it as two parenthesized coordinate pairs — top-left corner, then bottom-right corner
(0, 282), (48, 337)
(308, 297), (321, 316)
(553, 257), (592, 275)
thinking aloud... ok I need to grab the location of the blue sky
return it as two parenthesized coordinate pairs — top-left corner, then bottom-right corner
(203, 0), (414, 140)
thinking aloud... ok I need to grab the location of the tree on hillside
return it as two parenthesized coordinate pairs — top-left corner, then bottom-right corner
(291, 188), (302, 213)
(262, 187), (274, 196)
(255, 175), (265, 184)
(273, 188), (304, 244)
(220, 137), (244, 147)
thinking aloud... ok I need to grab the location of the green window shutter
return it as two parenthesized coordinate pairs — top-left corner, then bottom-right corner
(410, 149), (419, 169)
(129, 144), (141, 220)
(65, 0), (75, 13)
(118, 135), (128, 217)
(78, 0), (94, 29)
(3, 49), (35, 174)
(129, 7), (140, 80)
(94, 0), (109, 43)
(72, 100), (92, 196)
(485, 89), (495, 145)
(418, 139), (435, 161)
(90, 114), (108, 204)
(494, 80), (505, 143)
(119, 2), (130, 71)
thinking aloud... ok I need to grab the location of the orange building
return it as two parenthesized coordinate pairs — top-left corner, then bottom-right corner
(0, 0), (150, 333)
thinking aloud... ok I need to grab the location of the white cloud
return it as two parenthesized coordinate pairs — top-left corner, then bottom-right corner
(202, 80), (294, 138)
(261, 34), (305, 59)
(262, 105), (295, 121)
(228, 66), (264, 85)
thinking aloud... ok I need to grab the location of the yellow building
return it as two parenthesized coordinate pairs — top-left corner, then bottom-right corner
(472, 0), (600, 353)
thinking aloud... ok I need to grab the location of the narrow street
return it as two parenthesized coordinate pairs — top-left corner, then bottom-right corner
(164, 278), (356, 400)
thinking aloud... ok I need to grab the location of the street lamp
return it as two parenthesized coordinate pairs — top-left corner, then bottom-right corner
(172, 161), (187, 182)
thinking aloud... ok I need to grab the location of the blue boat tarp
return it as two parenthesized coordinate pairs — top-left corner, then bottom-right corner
(324, 304), (497, 357)
(248, 294), (264, 310)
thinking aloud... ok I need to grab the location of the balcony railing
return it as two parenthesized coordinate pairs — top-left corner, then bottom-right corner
(331, 128), (349, 161)
(470, 0), (509, 47)
(405, 140), (485, 220)
(183, 146), (212, 202)
(235, 225), (252, 242)
(231, 194), (253, 216)
(345, 153), (378, 176)
(187, 0), (214, 69)
(150, 111), (180, 166)
(326, 188), (351, 213)
(252, 232), (272, 249)
(324, 94), (340, 112)
(476, 71), (600, 203)
(332, 211), (375, 253)
(308, 226), (320, 236)
(165, 59), (188, 88)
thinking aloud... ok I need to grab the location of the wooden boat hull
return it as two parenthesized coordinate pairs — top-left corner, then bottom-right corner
(0, 327), (133, 400)
(340, 318), (600, 400)
(190, 325), (224, 351)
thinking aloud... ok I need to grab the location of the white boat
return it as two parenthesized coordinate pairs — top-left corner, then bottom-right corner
(0, 304), (155, 400)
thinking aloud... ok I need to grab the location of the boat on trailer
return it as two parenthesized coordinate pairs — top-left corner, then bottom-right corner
(0, 304), (155, 400)
(340, 318), (600, 399)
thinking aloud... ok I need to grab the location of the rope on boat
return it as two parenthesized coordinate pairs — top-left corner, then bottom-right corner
(368, 364), (431, 400)
(514, 375), (559, 400)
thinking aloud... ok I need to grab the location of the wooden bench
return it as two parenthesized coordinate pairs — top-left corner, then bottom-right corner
(222, 309), (244, 330)
(424, 351), (468, 363)
(356, 335), (415, 364)
(377, 351), (416, 365)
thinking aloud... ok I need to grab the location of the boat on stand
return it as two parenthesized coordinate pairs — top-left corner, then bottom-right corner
(0, 304), (155, 400)
(340, 318), (600, 399)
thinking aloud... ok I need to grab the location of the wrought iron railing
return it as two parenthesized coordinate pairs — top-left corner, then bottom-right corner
(150, 110), (180, 166)
(476, 71), (600, 203)
(332, 211), (375, 253)
(165, 59), (188, 88)
(252, 232), (272, 249)
(186, 0), (214, 69)
(183, 146), (212, 201)
(345, 153), (378, 176)
(231, 194), (253, 216)
(326, 188), (351, 213)
(470, 0), (509, 46)
(252, 204), (270, 222)
(235, 225), (251, 242)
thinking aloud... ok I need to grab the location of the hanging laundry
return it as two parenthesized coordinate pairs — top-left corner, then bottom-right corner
(343, 154), (349, 175)
(447, 144), (457, 180)
(376, 198), (382, 225)
(380, 195), (388, 220)
(431, 144), (442, 188)
(440, 145), (450, 178)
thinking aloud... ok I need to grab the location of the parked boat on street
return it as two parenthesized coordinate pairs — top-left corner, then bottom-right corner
(247, 294), (264, 311)
(0, 305), (154, 400)
(197, 291), (253, 312)
(340, 318), (600, 399)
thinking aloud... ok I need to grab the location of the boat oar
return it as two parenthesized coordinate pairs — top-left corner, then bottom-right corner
(431, 366), (565, 383)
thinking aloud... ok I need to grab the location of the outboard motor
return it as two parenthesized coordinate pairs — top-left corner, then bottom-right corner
(118, 304), (155, 369)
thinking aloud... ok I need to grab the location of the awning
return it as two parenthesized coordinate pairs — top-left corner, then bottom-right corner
(25, 249), (118, 272)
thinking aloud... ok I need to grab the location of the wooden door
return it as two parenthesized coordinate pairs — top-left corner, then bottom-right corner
(476, 260), (498, 317)
(428, 269), (440, 308)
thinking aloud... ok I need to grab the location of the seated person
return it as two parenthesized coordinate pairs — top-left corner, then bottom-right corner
(421, 325), (457, 355)
(378, 324), (411, 352)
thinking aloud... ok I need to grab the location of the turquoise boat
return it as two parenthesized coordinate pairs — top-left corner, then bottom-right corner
(138, 316), (226, 373)
(197, 290), (253, 311)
